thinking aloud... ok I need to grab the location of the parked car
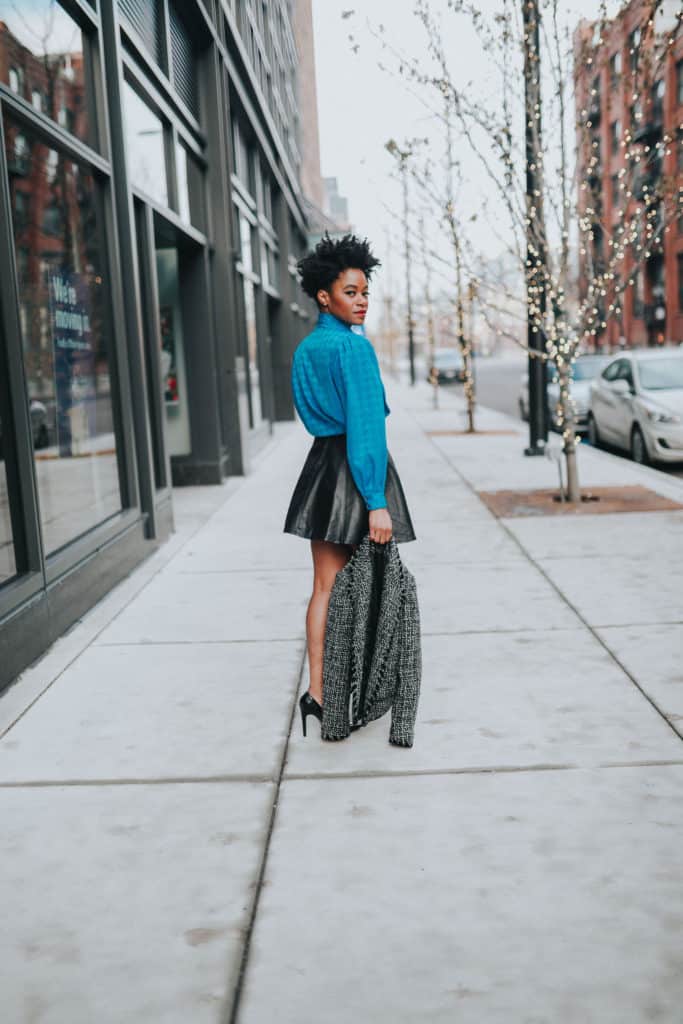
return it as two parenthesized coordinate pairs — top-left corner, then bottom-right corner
(587, 349), (683, 464)
(427, 347), (465, 384)
(519, 355), (608, 431)
(547, 354), (610, 432)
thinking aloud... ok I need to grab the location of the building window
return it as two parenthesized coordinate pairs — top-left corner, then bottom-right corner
(239, 214), (253, 273)
(2, 116), (123, 556)
(611, 174), (620, 208)
(232, 118), (250, 186)
(630, 101), (641, 129)
(118, 0), (164, 68)
(652, 79), (665, 120)
(8, 67), (22, 95)
(677, 60), (683, 105)
(678, 254), (683, 312)
(610, 119), (621, 155)
(122, 81), (169, 206)
(632, 269), (644, 319)
(175, 141), (190, 222)
(1, 6), (90, 144)
(242, 279), (263, 429)
(609, 51), (621, 86)
(629, 28), (640, 73)
(174, 139), (204, 230)
(169, 1), (199, 116)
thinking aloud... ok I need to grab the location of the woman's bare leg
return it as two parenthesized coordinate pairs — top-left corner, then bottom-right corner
(306, 539), (353, 704)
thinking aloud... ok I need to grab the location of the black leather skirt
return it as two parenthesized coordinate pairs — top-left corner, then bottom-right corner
(284, 434), (416, 546)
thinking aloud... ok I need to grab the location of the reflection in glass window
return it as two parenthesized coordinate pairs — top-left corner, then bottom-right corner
(3, 116), (122, 555)
(122, 82), (168, 206)
(240, 216), (253, 273)
(243, 279), (263, 428)
(174, 142), (205, 230)
(175, 140), (190, 222)
(0, 435), (17, 584)
(0, 4), (90, 143)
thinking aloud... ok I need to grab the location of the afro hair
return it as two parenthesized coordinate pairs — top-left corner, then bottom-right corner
(297, 232), (381, 301)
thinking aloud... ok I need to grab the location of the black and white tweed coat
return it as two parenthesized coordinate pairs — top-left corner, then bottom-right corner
(321, 535), (421, 747)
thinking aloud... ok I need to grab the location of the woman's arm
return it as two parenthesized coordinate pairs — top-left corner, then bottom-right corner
(335, 336), (389, 511)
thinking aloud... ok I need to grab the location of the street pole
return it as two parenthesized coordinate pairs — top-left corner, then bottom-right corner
(523, 0), (549, 455)
(400, 154), (416, 387)
(420, 216), (439, 408)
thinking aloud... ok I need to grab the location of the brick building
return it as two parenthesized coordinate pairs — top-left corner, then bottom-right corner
(574, 0), (683, 349)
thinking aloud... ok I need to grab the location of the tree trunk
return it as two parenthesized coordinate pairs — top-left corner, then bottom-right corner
(453, 231), (475, 432)
(557, 360), (582, 502)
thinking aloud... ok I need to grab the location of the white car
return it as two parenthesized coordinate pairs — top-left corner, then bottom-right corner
(587, 349), (683, 464)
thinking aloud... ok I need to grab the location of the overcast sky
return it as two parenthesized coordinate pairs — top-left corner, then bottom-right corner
(310, 0), (628, 326)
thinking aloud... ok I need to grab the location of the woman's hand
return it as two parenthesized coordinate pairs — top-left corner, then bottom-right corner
(369, 508), (393, 544)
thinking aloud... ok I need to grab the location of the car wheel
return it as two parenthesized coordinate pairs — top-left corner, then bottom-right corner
(630, 425), (649, 465)
(587, 414), (600, 448)
(519, 398), (528, 422)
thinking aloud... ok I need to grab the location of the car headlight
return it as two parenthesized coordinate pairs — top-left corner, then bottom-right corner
(644, 408), (681, 425)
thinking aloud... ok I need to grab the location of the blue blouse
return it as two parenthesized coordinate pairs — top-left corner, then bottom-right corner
(291, 311), (391, 511)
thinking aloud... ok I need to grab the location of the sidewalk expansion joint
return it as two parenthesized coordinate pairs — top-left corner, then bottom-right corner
(0, 772), (278, 789)
(94, 637), (305, 647)
(417, 408), (683, 751)
(221, 645), (307, 1024)
(282, 759), (683, 782)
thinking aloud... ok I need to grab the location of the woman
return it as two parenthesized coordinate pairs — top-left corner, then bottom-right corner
(283, 233), (416, 736)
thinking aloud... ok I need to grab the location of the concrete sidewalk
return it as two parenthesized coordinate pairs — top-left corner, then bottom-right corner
(2, 377), (683, 1023)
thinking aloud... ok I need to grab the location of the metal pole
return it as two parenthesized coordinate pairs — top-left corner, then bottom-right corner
(401, 156), (416, 386)
(523, 0), (548, 455)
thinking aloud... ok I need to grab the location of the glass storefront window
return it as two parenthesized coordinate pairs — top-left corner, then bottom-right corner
(122, 81), (168, 207)
(156, 247), (191, 456)
(3, 116), (122, 555)
(0, 453), (17, 584)
(243, 279), (262, 428)
(0, 3), (91, 144)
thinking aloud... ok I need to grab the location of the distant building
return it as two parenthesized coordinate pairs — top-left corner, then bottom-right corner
(573, 0), (683, 349)
(292, 1), (351, 244)
(323, 176), (351, 231)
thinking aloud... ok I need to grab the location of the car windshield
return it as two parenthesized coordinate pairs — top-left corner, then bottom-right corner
(636, 356), (683, 390)
(434, 351), (461, 366)
(572, 358), (607, 381)
(547, 358), (605, 382)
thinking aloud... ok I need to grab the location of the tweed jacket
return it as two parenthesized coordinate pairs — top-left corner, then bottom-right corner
(321, 535), (421, 747)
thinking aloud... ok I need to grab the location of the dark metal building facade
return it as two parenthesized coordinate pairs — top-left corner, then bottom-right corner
(0, 0), (312, 690)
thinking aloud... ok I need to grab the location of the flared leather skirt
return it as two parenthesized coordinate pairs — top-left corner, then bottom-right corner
(283, 433), (416, 546)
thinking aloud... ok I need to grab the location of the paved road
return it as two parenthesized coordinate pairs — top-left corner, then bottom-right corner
(471, 354), (527, 422)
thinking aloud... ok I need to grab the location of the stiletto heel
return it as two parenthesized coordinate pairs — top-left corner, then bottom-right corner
(299, 691), (323, 737)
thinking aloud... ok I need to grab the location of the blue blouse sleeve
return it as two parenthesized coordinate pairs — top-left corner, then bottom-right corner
(334, 336), (388, 511)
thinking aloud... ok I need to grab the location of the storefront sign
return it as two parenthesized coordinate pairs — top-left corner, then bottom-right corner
(48, 269), (94, 456)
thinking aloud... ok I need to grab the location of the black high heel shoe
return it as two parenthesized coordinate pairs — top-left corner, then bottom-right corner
(299, 691), (323, 737)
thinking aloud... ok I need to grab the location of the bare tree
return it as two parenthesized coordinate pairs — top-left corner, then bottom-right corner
(350, 0), (682, 500)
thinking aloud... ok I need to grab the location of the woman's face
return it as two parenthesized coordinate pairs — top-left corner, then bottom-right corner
(317, 268), (369, 327)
